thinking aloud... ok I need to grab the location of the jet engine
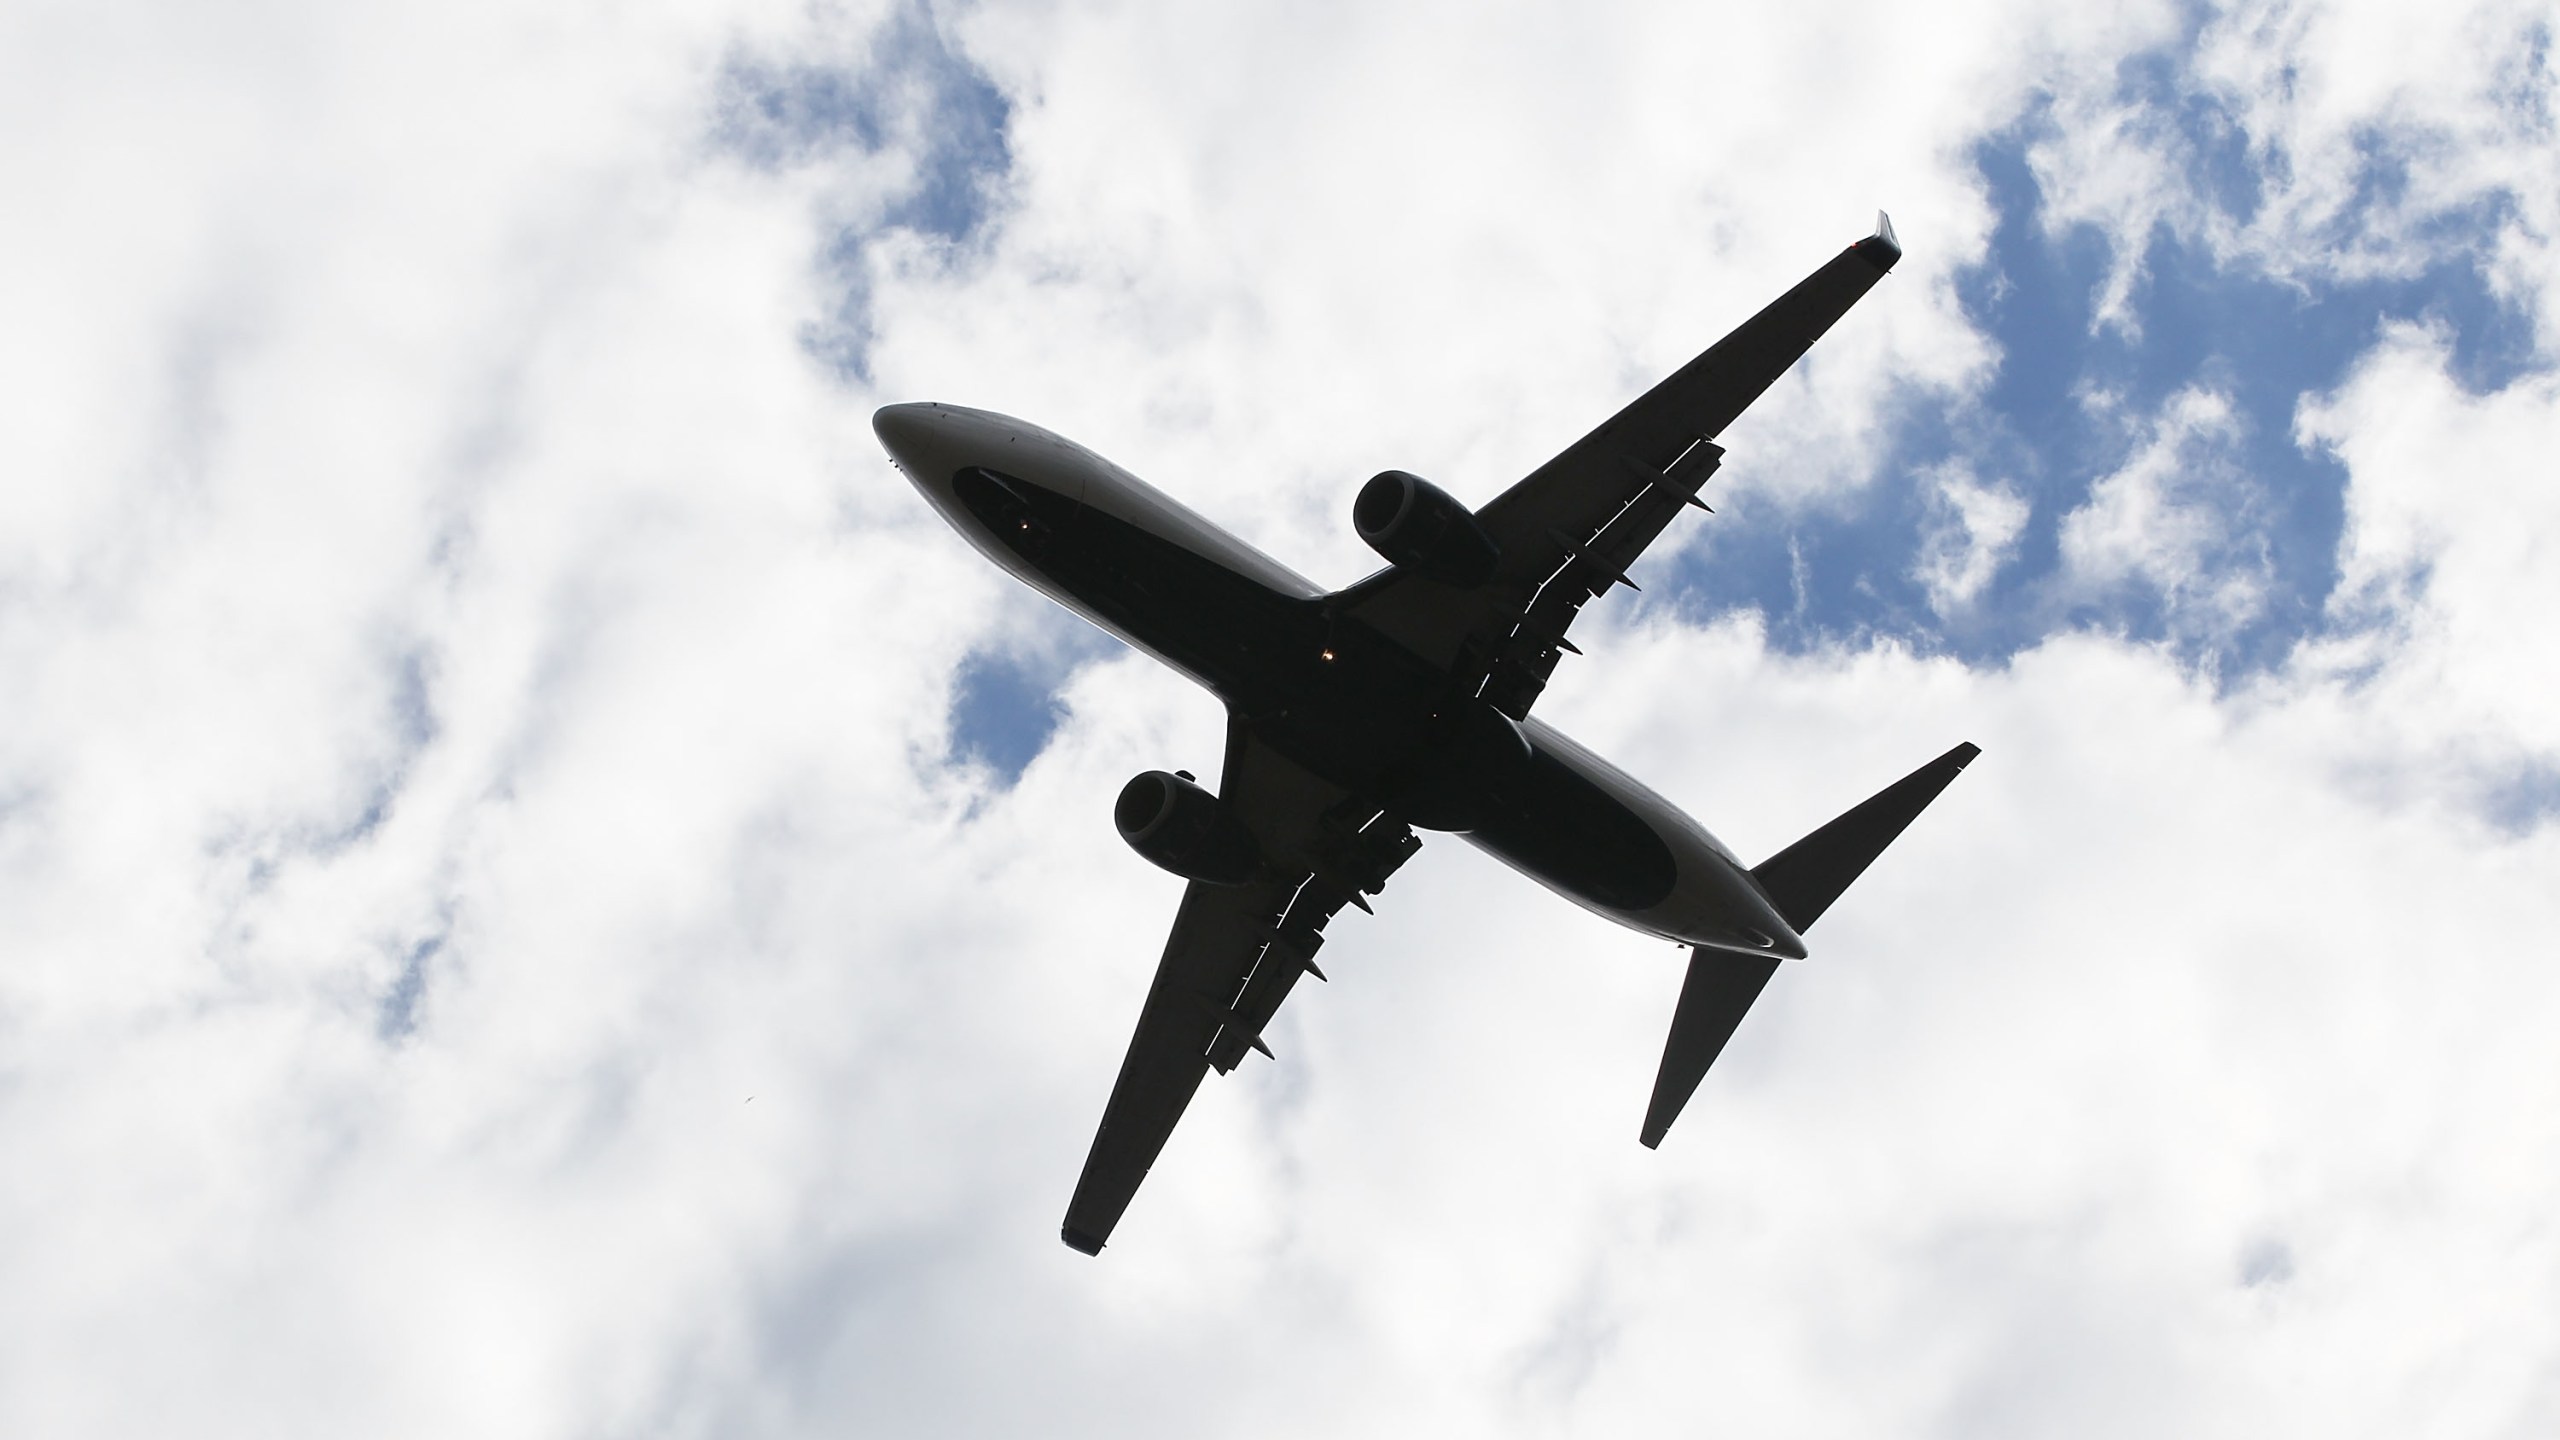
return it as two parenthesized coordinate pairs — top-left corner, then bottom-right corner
(1115, 770), (1263, 884)
(1353, 470), (1501, 587)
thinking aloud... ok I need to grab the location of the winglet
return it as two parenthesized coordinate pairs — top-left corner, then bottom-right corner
(1853, 210), (1902, 273)
(1749, 741), (1978, 933)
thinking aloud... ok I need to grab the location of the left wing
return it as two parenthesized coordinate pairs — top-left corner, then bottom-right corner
(1061, 717), (1421, 1255)
(1341, 215), (1902, 719)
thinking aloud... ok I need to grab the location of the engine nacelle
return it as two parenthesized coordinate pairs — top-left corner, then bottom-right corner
(1354, 470), (1501, 587)
(1115, 770), (1263, 884)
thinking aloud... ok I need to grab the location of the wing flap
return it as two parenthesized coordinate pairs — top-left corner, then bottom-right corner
(1477, 440), (1725, 717)
(1205, 807), (1420, 1072)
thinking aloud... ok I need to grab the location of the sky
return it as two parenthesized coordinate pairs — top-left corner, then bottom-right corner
(3, 0), (2557, 1434)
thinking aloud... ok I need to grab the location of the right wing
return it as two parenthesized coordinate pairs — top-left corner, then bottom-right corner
(1341, 216), (1903, 718)
(1061, 718), (1421, 1255)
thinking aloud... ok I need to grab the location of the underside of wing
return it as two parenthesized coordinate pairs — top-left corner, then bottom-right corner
(1340, 216), (1901, 718)
(1061, 717), (1422, 1255)
(1060, 873), (1293, 1255)
(1476, 216), (1902, 580)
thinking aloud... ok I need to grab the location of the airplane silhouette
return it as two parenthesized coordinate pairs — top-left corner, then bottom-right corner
(874, 214), (1976, 1255)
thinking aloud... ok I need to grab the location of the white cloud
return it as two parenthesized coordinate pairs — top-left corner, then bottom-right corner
(2, 0), (2557, 1436)
(2056, 385), (2274, 643)
(2030, 0), (2560, 343)
(2286, 319), (2560, 804)
(1916, 464), (2031, 615)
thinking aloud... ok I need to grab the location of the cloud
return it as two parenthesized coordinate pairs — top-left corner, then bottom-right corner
(2, 0), (2557, 1435)
(1916, 464), (2030, 616)
(2055, 384), (2273, 644)
(2027, 0), (2559, 330)
(2289, 319), (2560, 815)
(1662, 0), (2554, 676)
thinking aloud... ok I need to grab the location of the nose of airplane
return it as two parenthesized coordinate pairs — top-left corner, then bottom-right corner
(872, 402), (945, 464)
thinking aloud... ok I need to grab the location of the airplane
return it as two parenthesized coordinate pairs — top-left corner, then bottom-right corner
(872, 214), (1977, 1256)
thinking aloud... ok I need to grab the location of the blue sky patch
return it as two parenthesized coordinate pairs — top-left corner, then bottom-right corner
(947, 619), (1128, 787)
(720, 2), (1014, 382)
(1662, 86), (2542, 680)
(948, 648), (1069, 784)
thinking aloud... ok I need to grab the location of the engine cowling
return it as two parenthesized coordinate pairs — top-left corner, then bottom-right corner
(1354, 470), (1501, 587)
(1115, 770), (1263, 884)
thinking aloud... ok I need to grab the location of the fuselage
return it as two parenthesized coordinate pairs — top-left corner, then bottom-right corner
(876, 401), (1805, 959)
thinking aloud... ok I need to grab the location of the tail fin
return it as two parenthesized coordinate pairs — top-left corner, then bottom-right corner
(1749, 741), (1980, 933)
(1640, 741), (1979, 1149)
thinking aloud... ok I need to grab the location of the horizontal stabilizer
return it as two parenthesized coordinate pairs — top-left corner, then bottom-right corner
(1641, 949), (1780, 1149)
(1750, 742), (1980, 933)
(1641, 741), (1977, 1149)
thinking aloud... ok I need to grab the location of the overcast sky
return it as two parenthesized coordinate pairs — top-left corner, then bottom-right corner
(5, 0), (2557, 1434)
